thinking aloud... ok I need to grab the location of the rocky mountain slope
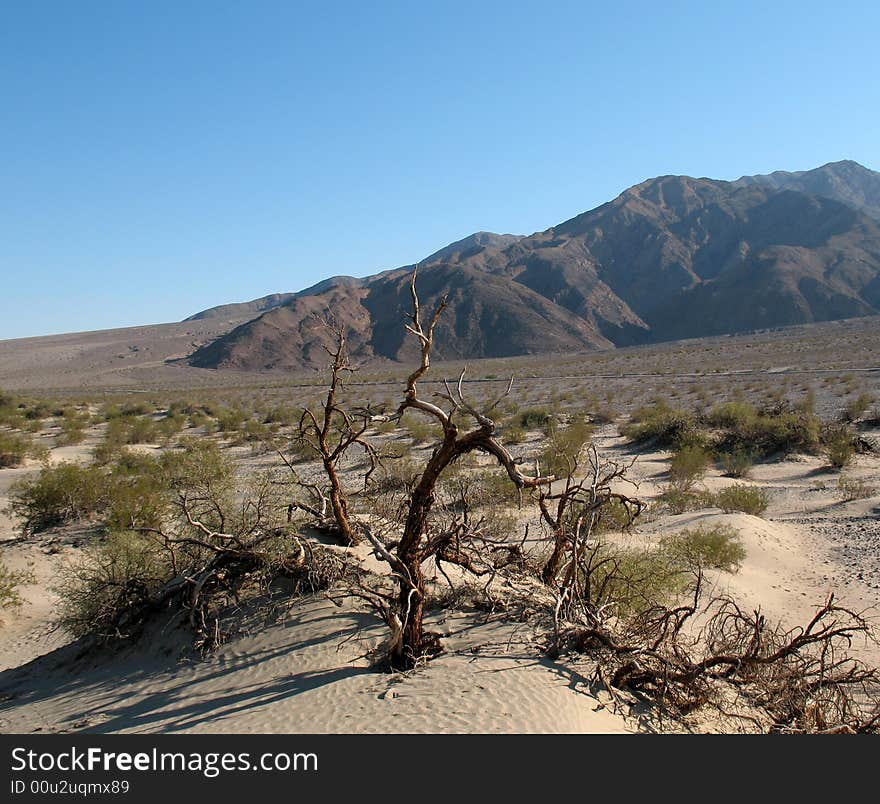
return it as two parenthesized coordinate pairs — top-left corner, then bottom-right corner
(188, 160), (880, 370)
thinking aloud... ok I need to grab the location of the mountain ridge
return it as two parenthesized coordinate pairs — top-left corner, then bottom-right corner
(177, 160), (880, 371)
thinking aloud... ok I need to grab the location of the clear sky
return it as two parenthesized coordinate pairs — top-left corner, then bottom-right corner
(1, 1), (878, 339)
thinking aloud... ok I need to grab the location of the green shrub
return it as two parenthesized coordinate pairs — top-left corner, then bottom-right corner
(713, 484), (769, 516)
(53, 531), (171, 638)
(104, 452), (167, 532)
(23, 401), (52, 421)
(0, 554), (35, 615)
(520, 407), (554, 429)
(663, 524), (746, 573)
(7, 462), (108, 533)
(501, 422), (526, 444)
(711, 401), (821, 457)
(718, 449), (755, 478)
(583, 545), (689, 615)
(0, 431), (33, 468)
(621, 399), (699, 448)
(657, 487), (716, 515)
(125, 416), (158, 445)
(594, 497), (640, 532)
(540, 416), (594, 476)
(215, 407), (247, 434)
(401, 415), (436, 443)
(668, 445), (709, 490)
(843, 393), (874, 423)
(836, 476), (877, 502)
(823, 425), (856, 469)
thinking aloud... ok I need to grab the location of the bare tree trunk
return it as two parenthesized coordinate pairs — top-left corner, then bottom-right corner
(542, 535), (568, 584)
(324, 457), (357, 545)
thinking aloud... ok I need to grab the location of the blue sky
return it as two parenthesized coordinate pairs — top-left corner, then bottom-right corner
(1, 1), (878, 339)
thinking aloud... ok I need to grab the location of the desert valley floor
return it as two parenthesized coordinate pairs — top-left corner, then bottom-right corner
(1, 320), (879, 733)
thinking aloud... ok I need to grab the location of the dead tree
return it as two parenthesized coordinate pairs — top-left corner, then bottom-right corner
(65, 465), (346, 648)
(279, 316), (379, 546)
(364, 270), (555, 669)
(538, 445), (643, 586)
(554, 585), (880, 732)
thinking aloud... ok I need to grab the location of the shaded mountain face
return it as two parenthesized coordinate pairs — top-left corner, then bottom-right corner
(734, 160), (880, 221)
(188, 161), (880, 371)
(189, 266), (611, 370)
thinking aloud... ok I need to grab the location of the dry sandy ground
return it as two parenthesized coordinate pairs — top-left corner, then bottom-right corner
(0, 430), (878, 734)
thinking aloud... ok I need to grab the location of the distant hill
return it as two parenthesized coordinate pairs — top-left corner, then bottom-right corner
(188, 160), (880, 370)
(184, 292), (296, 322)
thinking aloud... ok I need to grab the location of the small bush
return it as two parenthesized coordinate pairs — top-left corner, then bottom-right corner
(718, 449), (755, 478)
(540, 416), (594, 476)
(54, 531), (171, 638)
(823, 426), (856, 469)
(594, 497), (641, 532)
(663, 524), (746, 573)
(0, 554), (35, 615)
(215, 407), (247, 434)
(584, 545), (689, 615)
(621, 399), (699, 449)
(520, 407), (554, 429)
(836, 476), (877, 502)
(668, 445), (709, 491)
(7, 462), (108, 533)
(657, 487), (716, 515)
(713, 485), (769, 516)
(843, 393), (874, 423)
(0, 431), (32, 468)
(105, 452), (167, 532)
(401, 415), (436, 443)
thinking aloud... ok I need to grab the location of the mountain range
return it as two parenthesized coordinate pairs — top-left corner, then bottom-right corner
(186, 159), (880, 371)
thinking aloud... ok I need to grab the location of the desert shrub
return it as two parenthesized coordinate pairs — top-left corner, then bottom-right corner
(663, 524), (746, 573)
(718, 449), (756, 478)
(0, 398), (26, 429)
(501, 421), (526, 444)
(23, 400), (52, 421)
(520, 407), (554, 429)
(155, 413), (186, 443)
(712, 401), (821, 457)
(621, 399), (699, 449)
(583, 545), (689, 616)
(0, 554), (35, 615)
(714, 484), (769, 516)
(823, 425), (856, 469)
(104, 452), (167, 532)
(668, 445), (710, 490)
(464, 469), (523, 506)
(589, 404), (618, 425)
(540, 416), (594, 476)
(371, 456), (421, 493)
(98, 402), (123, 421)
(836, 476), (877, 502)
(594, 497), (641, 532)
(0, 431), (33, 468)
(215, 406), (247, 434)
(843, 393), (874, 423)
(56, 412), (89, 446)
(54, 531), (172, 638)
(161, 439), (234, 504)
(262, 404), (298, 427)
(7, 462), (108, 533)
(120, 400), (151, 417)
(657, 487), (716, 515)
(401, 414), (436, 443)
(125, 416), (158, 444)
